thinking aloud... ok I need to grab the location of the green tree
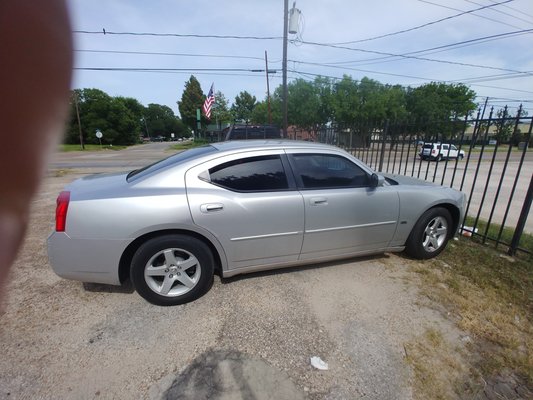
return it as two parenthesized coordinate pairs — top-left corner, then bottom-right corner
(330, 77), (408, 125)
(231, 91), (257, 122)
(211, 91), (233, 127)
(331, 75), (360, 125)
(144, 103), (186, 139)
(285, 79), (322, 131)
(250, 98), (282, 126)
(178, 76), (205, 131)
(493, 106), (528, 144)
(406, 82), (476, 139)
(65, 88), (141, 145)
(313, 76), (334, 125)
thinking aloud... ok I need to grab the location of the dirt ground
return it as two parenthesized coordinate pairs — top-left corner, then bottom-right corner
(1, 146), (472, 399)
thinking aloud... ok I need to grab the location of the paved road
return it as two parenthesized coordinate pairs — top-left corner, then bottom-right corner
(49, 142), (173, 169)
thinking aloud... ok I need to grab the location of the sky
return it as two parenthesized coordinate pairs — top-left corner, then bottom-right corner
(69, 0), (533, 117)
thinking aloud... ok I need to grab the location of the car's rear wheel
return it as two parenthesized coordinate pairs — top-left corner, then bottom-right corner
(130, 235), (214, 306)
(459, 154), (464, 160)
(405, 207), (452, 259)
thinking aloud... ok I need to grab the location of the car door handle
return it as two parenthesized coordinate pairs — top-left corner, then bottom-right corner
(200, 203), (224, 213)
(310, 197), (328, 205)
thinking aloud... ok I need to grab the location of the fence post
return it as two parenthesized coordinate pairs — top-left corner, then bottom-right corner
(508, 173), (533, 256)
(378, 120), (389, 172)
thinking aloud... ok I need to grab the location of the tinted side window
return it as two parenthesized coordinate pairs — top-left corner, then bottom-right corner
(291, 154), (369, 189)
(209, 155), (288, 192)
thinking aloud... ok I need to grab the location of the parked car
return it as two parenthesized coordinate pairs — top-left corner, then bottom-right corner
(419, 143), (465, 161)
(222, 124), (282, 140)
(48, 141), (466, 306)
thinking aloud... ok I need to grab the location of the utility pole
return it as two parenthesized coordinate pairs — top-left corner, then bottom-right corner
(265, 51), (272, 125)
(73, 91), (84, 150)
(282, 0), (289, 136)
(142, 116), (150, 140)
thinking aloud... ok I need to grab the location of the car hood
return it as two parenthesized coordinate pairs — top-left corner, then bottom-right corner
(382, 173), (437, 187)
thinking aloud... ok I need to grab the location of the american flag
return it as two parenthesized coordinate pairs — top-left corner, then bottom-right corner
(202, 83), (215, 120)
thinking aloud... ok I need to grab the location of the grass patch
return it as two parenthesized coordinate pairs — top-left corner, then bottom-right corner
(60, 144), (128, 152)
(405, 328), (476, 399)
(463, 216), (533, 256)
(409, 238), (533, 393)
(51, 169), (72, 177)
(169, 140), (209, 151)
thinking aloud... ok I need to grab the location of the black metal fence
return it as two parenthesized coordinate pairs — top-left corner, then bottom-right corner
(287, 107), (533, 256)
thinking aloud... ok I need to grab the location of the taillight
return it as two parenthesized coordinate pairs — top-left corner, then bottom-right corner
(56, 191), (70, 232)
(432, 149), (436, 154)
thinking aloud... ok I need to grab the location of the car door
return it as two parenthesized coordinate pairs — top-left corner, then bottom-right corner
(185, 150), (304, 270)
(287, 150), (400, 260)
(449, 145), (459, 158)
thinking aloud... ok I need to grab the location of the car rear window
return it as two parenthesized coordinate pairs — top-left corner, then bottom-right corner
(127, 145), (217, 182)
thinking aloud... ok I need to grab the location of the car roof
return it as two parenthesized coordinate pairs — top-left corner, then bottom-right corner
(209, 140), (339, 153)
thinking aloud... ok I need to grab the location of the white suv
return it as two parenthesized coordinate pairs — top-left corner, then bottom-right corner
(419, 143), (465, 161)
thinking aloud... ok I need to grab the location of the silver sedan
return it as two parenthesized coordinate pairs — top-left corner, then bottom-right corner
(48, 141), (465, 306)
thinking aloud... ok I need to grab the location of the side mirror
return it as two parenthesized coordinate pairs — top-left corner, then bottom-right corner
(370, 173), (384, 188)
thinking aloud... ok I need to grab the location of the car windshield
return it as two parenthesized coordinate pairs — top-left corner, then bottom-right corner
(127, 145), (218, 182)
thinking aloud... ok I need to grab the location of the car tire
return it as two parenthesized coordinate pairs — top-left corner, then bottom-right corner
(130, 235), (214, 306)
(436, 155), (443, 162)
(404, 207), (453, 259)
(459, 154), (464, 160)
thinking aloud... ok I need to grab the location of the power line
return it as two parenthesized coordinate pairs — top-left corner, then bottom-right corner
(454, 72), (533, 84)
(75, 49), (265, 61)
(73, 29), (281, 40)
(481, 96), (533, 103)
(461, 0), (533, 26)
(298, 39), (533, 75)
(288, 68), (533, 95)
(289, 58), (533, 86)
(311, 29), (533, 67)
(487, 0), (533, 19)
(72, 63), (533, 96)
(417, 0), (524, 30)
(74, 67), (278, 73)
(327, 0), (515, 45)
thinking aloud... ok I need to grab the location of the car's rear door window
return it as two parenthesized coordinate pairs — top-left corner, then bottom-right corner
(290, 153), (369, 189)
(208, 155), (289, 192)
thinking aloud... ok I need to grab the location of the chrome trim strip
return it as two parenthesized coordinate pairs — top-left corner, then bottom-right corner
(305, 220), (397, 234)
(230, 231), (301, 242)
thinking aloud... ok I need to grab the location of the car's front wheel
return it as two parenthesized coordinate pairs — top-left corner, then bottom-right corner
(405, 207), (452, 259)
(130, 235), (214, 306)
